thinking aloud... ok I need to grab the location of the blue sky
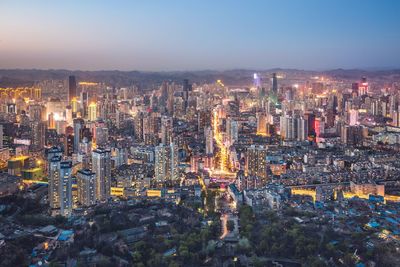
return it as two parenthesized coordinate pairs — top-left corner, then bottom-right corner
(1, 0), (399, 70)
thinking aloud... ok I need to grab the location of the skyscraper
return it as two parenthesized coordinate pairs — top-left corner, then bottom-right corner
(92, 148), (111, 200)
(205, 126), (214, 155)
(88, 102), (97, 121)
(77, 169), (96, 206)
(272, 73), (278, 94)
(154, 143), (178, 182)
(49, 156), (73, 216)
(73, 118), (85, 153)
(30, 121), (46, 151)
(161, 116), (173, 145)
(68, 75), (77, 103)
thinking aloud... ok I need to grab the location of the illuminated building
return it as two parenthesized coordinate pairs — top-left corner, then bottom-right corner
(68, 75), (77, 103)
(48, 112), (56, 129)
(30, 121), (46, 151)
(7, 156), (29, 176)
(49, 157), (73, 216)
(358, 77), (368, 96)
(155, 143), (178, 182)
(341, 125), (364, 145)
(205, 126), (214, 155)
(88, 102), (97, 121)
(256, 112), (267, 135)
(349, 109), (359, 126)
(279, 115), (308, 141)
(134, 112), (144, 142)
(29, 104), (46, 122)
(73, 118), (85, 153)
(95, 126), (109, 147)
(246, 145), (267, 182)
(161, 116), (173, 145)
(77, 169), (96, 206)
(71, 97), (78, 114)
(92, 148), (111, 200)
(350, 181), (385, 197)
(226, 117), (238, 145)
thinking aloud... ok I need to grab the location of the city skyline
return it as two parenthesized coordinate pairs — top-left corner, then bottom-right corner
(1, 0), (400, 71)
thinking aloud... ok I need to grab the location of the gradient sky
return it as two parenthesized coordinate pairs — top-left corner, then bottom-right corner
(1, 0), (400, 71)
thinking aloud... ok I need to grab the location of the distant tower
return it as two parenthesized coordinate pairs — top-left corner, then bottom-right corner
(92, 148), (111, 201)
(155, 143), (179, 182)
(73, 118), (85, 153)
(68, 75), (77, 103)
(49, 156), (73, 216)
(88, 102), (97, 121)
(77, 169), (97, 206)
(272, 73), (278, 94)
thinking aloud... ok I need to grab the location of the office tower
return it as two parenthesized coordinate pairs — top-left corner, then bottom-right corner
(88, 102), (97, 121)
(73, 118), (85, 153)
(95, 126), (108, 147)
(272, 73), (278, 94)
(161, 116), (173, 145)
(197, 110), (212, 133)
(358, 77), (368, 96)
(68, 75), (77, 103)
(64, 134), (74, 157)
(71, 97), (78, 114)
(65, 106), (73, 124)
(29, 104), (46, 122)
(49, 156), (73, 216)
(182, 79), (192, 110)
(341, 125), (364, 145)
(256, 112), (267, 135)
(246, 145), (268, 181)
(226, 118), (238, 145)
(77, 169), (96, 206)
(48, 113), (56, 129)
(349, 109), (359, 126)
(134, 112), (144, 142)
(92, 148), (111, 201)
(30, 121), (46, 151)
(205, 126), (214, 155)
(296, 117), (308, 141)
(80, 91), (89, 117)
(154, 143), (178, 182)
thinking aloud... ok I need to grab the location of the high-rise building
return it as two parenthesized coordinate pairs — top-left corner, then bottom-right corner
(161, 116), (173, 145)
(88, 102), (97, 121)
(48, 156), (73, 216)
(77, 169), (96, 206)
(246, 145), (268, 182)
(205, 126), (214, 155)
(30, 121), (46, 151)
(48, 112), (56, 129)
(92, 148), (111, 200)
(68, 75), (77, 103)
(226, 118), (238, 145)
(271, 73), (278, 94)
(73, 118), (85, 153)
(256, 112), (267, 135)
(154, 143), (178, 182)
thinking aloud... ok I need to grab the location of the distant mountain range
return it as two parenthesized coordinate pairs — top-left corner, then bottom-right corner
(1, 68), (400, 88)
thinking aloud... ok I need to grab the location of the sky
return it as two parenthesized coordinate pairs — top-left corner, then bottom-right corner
(1, 0), (400, 71)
